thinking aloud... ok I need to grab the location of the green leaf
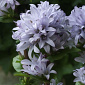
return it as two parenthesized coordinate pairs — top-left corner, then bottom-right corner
(0, 16), (13, 23)
(14, 72), (29, 77)
(12, 55), (23, 72)
(62, 64), (73, 75)
(48, 48), (81, 62)
(72, 0), (82, 6)
(30, 0), (32, 2)
(0, 8), (15, 23)
(56, 64), (73, 81)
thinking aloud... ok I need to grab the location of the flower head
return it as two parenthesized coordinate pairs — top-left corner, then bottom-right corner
(68, 6), (85, 45)
(73, 67), (85, 84)
(75, 51), (85, 64)
(0, 0), (19, 10)
(21, 53), (57, 80)
(12, 1), (72, 56)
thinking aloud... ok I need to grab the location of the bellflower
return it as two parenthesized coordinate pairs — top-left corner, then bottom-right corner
(68, 6), (85, 45)
(21, 53), (57, 80)
(0, 0), (19, 10)
(12, 1), (72, 56)
(52, 19), (75, 51)
(50, 79), (56, 85)
(75, 51), (85, 64)
(73, 67), (85, 84)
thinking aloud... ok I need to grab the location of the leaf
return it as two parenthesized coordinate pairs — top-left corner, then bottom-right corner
(56, 64), (73, 81)
(14, 72), (29, 77)
(48, 48), (81, 62)
(72, 0), (82, 6)
(62, 64), (73, 75)
(0, 16), (13, 23)
(12, 55), (23, 72)
(30, 0), (32, 2)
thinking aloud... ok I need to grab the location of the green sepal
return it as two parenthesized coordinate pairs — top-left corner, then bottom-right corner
(48, 47), (81, 62)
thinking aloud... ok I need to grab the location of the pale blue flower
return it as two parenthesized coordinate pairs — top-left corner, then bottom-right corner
(75, 51), (85, 64)
(12, 1), (63, 55)
(73, 67), (85, 84)
(12, 1), (73, 56)
(21, 53), (57, 79)
(0, 0), (19, 10)
(68, 6), (85, 45)
(50, 79), (56, 85)
(68, 6), (85, 27)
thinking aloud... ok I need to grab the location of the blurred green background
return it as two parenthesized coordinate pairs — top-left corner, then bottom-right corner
(0, 0), (85, 85)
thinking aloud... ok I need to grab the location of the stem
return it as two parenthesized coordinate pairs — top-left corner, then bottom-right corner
(24, 49), (28, 59)
(18, 52), (22, 56)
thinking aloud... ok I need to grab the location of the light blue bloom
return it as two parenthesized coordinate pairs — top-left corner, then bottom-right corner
(68, 6), (85, 45)
(73, 67), (85, 84)
(75, 51), (85, 64)
(12, 1), (72, 56)
(12, 1), (65, 56)
(0, 0), (19, 10)
(21, 53), (57, 80)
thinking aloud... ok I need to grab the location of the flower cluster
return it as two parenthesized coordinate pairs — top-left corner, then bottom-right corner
(68, 6), (85, 46)
(0, 0), (19, 9)
(0, 0), (19, 16)
(12, 1), (73, 57)
(73, 67), (85, 84)
(21, 53), (57, 80)
(75, 51), (85, 64)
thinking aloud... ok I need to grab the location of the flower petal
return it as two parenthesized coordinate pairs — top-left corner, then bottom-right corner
(34, 45), (40, 53)
(46, 38), (55, 47)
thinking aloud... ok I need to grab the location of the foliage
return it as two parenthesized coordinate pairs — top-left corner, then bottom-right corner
(12, 55), (23, 72)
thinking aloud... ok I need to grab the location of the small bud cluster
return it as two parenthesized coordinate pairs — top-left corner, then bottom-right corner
(0, 0), (19, 16)
(21, 53), (57, 80)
